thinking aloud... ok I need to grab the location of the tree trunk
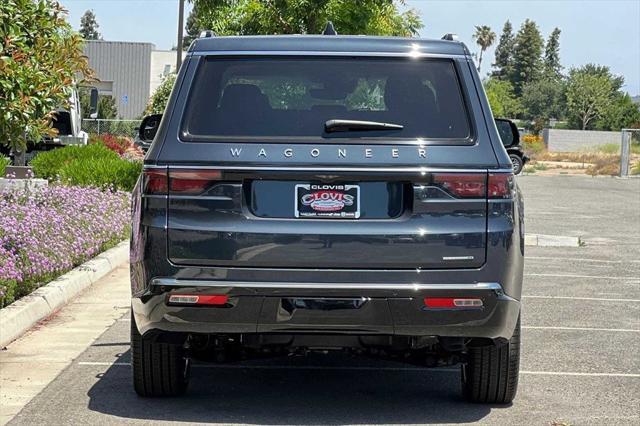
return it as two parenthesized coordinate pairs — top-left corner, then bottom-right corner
(12, 134), (27, 166)
(13, 148), (26, 167)
(477, 50), (484, 73)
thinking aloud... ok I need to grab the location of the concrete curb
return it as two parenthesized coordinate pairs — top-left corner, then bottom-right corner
(0, 241), (129, 349)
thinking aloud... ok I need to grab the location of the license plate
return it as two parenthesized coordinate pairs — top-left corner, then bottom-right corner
(295, 184), (360, 219)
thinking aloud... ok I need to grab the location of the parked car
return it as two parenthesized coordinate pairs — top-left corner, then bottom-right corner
(130, 29), (524, 403)
(495, 118), (529, 174)
(0, 87), (98, 163)
(133, 114), (161, 153)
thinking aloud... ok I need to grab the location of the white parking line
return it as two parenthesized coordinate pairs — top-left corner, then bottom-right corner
(526, 273), (640, 280)
(519, 371), (640, 378)
(527, 256), (640, 264)
(523, 295), (640, 303)
(522, 326), (640, 333)
(76, 362), (640, 377)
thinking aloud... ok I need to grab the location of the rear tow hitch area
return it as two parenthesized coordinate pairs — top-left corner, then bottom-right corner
(185, 333), (472, 368)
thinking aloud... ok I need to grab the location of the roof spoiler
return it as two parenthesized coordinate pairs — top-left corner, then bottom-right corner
(441, 33), (459, 41)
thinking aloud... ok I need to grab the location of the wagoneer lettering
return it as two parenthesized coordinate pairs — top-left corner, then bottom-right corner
(131, 32), (524, 404)
(228, 146), (429, 160)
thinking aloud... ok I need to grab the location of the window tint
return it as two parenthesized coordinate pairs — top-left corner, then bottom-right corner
(183, 57), (471, 141)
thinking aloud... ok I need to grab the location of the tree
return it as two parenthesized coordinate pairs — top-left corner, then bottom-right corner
(483, 78), (521, 118)
(472, 25), (496, 74)
(492, 20), (514, 80)
(79, 9), (101, 40)
(146, 74), (177, 114)
(510, 19), (544, 95)
(579, 63), (624, 91)
(183, 6), (202, 49)
(596, 92), (640, 131)
(80, 91), (118, 119)
(521, 78), (566, 122)
(0, 0), (93, 164)
(566, 67), (613, 130)
(192, 0), (423, 36)
(543, 28), (562, 80)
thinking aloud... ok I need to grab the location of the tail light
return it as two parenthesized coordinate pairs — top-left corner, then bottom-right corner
(169, 169), (222, 195)
(143, 169), (168, 195)
(432, 173), (486, 198)
(431, 172), (515, 199)
(488, 173), (514, 199)
(142, 168), (222, 195)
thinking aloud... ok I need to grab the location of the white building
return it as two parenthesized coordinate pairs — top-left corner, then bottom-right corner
(84, 41), (186, 119)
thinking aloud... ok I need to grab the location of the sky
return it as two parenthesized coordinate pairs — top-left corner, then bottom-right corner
(60, 0), (640, 95)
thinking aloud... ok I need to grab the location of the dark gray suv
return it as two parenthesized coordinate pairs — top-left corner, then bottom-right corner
(130, 33), (524, 403)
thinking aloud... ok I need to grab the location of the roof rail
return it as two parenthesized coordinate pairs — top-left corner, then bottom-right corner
(441, 33), (459, 41)
(199, 30), (215, 38)
(322, 21), (338, 35)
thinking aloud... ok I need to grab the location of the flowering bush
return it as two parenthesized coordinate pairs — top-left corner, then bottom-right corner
(521, 134), (546, 157)
(0, 185), (130, 307)
(95, 134), (129, 155)
(91, 134), (144, 160)
(521, 134), (543, 144)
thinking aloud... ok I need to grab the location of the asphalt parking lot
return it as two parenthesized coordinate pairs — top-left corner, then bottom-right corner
(7, 176), (640, 425)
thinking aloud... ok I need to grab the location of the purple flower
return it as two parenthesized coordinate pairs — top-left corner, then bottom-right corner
(0, 184), (130, 307)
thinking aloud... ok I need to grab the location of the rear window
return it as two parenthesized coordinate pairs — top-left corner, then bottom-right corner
(182, 57), (471, 142)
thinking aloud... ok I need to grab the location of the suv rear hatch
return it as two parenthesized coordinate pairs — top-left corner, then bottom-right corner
(158, 55), (504, 270)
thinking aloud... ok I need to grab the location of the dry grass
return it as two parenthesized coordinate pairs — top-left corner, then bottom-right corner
(585, 156), (621, 176)
(534, 151), (616, 164)
(519, 136), (640, 176)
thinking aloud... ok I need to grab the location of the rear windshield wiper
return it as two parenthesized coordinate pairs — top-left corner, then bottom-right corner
(325, 119), (404, 133)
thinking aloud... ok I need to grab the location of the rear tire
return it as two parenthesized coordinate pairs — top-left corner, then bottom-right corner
(131, 314), (189, 397)
(510, 154), (524, 175)
(462, 316), (520, 404)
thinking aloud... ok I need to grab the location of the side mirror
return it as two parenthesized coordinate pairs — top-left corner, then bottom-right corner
(138, 114), (162, 142)
(89, 88), (99, 119)
(494, 118), (519, 148)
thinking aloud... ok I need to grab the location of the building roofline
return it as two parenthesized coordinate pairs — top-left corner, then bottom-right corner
(84, 39), (156, 49)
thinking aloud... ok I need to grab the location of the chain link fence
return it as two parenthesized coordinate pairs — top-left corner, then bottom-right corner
(82, 119), (140, 138)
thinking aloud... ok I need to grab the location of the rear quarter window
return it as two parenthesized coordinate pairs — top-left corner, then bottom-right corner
(181, 56), (472, 143)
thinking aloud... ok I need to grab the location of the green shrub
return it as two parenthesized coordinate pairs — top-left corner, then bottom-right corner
(632, 162), (640, 176)
(595, 143), (621, 154)
(59, 157), (142, 191)
(31, 144), (118, 179)
(594, 142), (640, 155)
(0, 157), (9, 176)
(30, 143), (141, 191)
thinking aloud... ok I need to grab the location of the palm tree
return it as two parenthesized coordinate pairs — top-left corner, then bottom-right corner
(473, 25), (496, 74)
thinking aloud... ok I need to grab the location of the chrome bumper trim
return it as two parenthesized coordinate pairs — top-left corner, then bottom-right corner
(151, 278), (504, 293)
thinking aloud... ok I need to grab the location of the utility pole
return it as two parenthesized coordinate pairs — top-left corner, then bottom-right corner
(176, 0), (185, 71)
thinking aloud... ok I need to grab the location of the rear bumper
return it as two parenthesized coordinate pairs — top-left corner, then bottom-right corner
(132, 280), (520, 341)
